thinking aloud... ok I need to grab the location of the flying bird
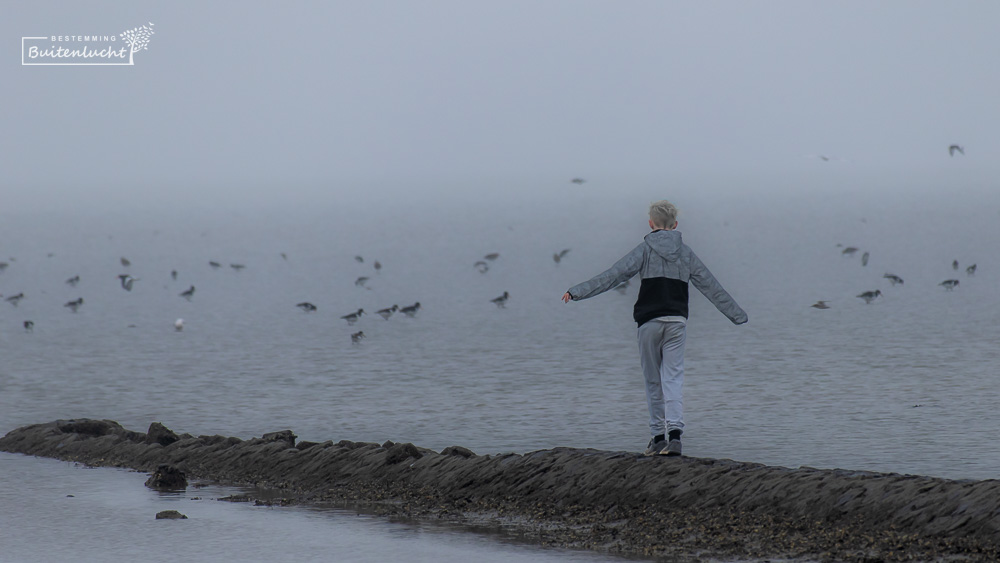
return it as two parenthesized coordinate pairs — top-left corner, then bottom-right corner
(355, 276), (370, 288)
(474, 261), (489, 274)
(857, 290), (882, 304)
(491, 291), (510, 308)
(280, 252), (287, 261)
(841, 247), (859, 256)
(171, 270), (178, 281)
(861, 252), (870, 267)
(810, 301), (830, 309)
(0, 261), (9, 272)
(553, 249), (571, 263)
(354, 255), (364, 263)
(65, 275), (80, 287)
(376, 305), (398, 320)
(24, 320), (34, 332)
(296, 302), (317, 312)
(571, 178), (586, 184)
(883, 274), (904, 286)
(952, 260), (959, 271)
(64, 298), (84, 313)
(341, 308), (365, 325)
(939, 279), (960, 291)
(484, 253), (500, 261)
(179, 286), (195, 301)
(399, 302), (421, 317)
(6, 292), (25, 306)
(118, 274), (137, 291)
(949, 145), (964, 157)
(209, 261), (221, 269)
(120, 257), (131, 267)
(374, 260), (382, 273)
(351, 331), (365, 344)
(966, 264), (977, 276)
(230, 264), (245, 271)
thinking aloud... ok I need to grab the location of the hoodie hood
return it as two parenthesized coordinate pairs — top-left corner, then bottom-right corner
(644, 230), (682, 262)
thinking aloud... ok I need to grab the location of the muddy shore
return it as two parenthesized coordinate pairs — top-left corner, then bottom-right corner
(3, 419), (1000, 562)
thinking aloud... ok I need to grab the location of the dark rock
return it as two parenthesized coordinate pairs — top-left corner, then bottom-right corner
(441, 446), (476, 458)
(145, 464), (188, 490)
(57, 419), (117, 436)
(385, 442), (422, 465)
(381, 440), (395, 449)
(146, 422), (179, 446)
(260, 430), (296, 446)
(295, 440), (322, 451)
(155, 510), (187, 520)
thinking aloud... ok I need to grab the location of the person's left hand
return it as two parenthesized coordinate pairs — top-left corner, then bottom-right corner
(561, 292), (572, 303)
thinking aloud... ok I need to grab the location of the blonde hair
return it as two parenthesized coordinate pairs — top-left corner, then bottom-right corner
(649, 200), (679, 229)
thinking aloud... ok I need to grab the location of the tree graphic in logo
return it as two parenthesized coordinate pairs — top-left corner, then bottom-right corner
(120, 22), (154, 65)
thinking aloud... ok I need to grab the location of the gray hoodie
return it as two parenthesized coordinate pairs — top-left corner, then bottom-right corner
(567, 230), (747, 326)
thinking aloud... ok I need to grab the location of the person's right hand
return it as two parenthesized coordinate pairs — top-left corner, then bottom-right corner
(561, 292), (572, 303)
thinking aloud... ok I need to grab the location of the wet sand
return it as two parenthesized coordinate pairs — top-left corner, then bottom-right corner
(3, 419), (1000, 562)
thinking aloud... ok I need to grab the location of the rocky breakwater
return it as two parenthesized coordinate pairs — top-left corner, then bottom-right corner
(3, 419), (1000, 562)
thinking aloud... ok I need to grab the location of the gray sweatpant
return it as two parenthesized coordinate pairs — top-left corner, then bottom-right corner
(637, 319), (687, 437)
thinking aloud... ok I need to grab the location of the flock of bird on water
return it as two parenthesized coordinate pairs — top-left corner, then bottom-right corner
(0, 250), (537, 343)
(809, 247), (977, 310)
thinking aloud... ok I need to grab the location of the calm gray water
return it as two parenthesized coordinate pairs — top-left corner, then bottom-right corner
(2, 185), (999, 560)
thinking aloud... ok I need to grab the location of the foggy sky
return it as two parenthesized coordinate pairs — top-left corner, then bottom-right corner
(2, 1), (998, 211)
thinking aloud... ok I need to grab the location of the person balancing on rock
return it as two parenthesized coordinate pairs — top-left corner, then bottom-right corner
(561, 200), (747, 457)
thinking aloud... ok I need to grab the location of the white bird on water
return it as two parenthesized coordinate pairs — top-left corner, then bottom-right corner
(175, 319), (184, 331)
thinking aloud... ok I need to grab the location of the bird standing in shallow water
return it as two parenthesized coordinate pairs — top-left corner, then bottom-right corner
(341, 308), (364, 324)
(180, 286), (195, 301)
(171, 270), (178, 281)
(174, 319), (184, 332)
(24, 320), (34, 332)
(377, 305), (398, 320)
(940, 279), (959, 291)
(952, 260), (959, 270)
(64, 298), (83, 312)
(399, 302), (421, 317)
(883, 274), (904, 286)
(966, 264), (977, 276)
(6, 293), (25, 306)
(374, 260), (381, 273)
(810, 301), (830, 309)
(491, 291), (510, 308)
(351, 331), (365, 344)
(857, 290), (882, 304)
(861, 252), (870, 267)
(66, 275), (80, 287)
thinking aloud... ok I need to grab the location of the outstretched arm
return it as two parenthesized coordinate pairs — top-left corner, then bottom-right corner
(689, 251), (748, 324)
(563, 245), (643, 302)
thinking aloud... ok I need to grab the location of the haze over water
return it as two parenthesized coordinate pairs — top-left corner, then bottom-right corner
(4, 1), (1000, 560)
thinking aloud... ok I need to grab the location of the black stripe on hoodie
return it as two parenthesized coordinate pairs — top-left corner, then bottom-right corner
(633, 277), (689, 326)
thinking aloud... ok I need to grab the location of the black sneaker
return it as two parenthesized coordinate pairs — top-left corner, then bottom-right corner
(643, 436), (667, 456)
(662, 439), (682, 457)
